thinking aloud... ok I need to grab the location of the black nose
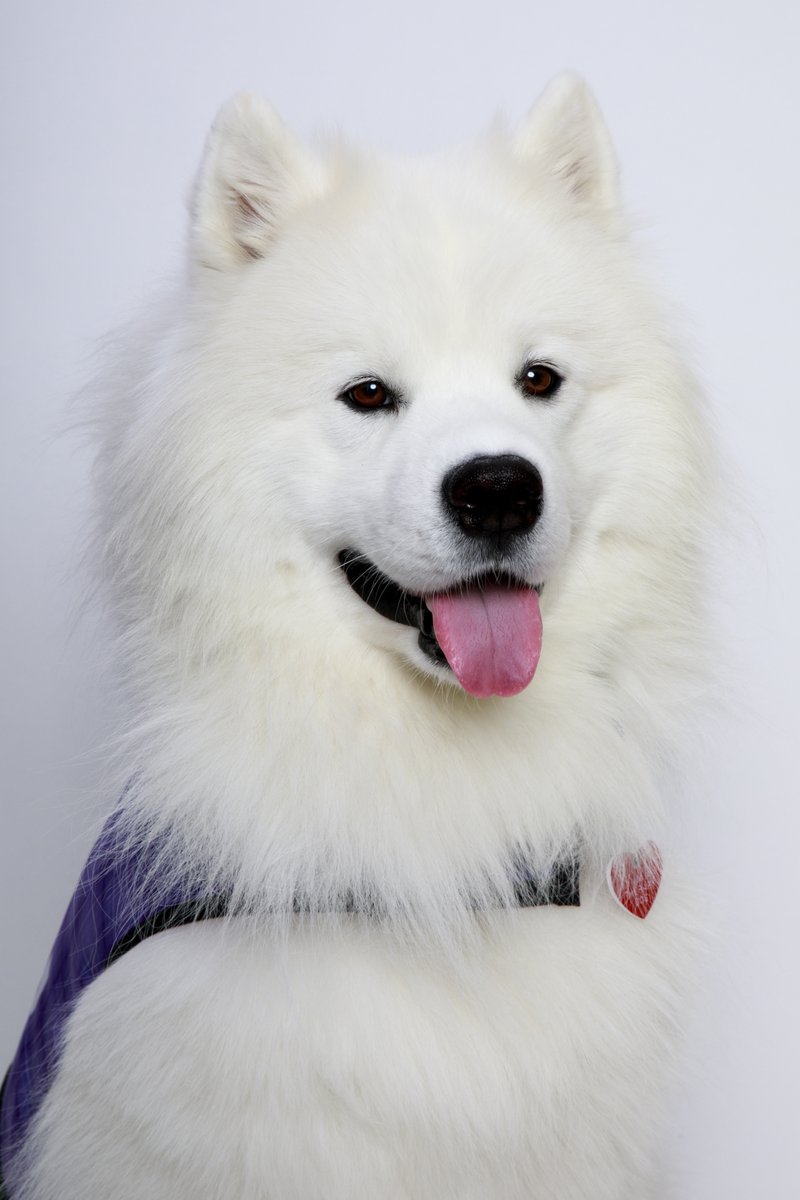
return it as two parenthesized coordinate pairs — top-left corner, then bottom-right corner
(442, 454), (544, 542)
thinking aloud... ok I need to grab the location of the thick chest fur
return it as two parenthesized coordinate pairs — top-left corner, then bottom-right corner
(21, 880), (690, 1200)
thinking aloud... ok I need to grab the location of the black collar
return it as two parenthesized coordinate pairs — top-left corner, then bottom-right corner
(107, 860), (580, 965)
(513, 859), (580, 908)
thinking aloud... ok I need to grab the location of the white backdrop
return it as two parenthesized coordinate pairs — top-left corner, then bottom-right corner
(1, 1), (798, 1195)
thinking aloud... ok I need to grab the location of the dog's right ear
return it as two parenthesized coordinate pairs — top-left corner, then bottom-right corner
(191, 95), (324, 271)
(513, 74), (621, 223)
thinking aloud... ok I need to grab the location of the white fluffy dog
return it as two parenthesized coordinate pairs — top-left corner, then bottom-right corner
(1, 75), (711, 1199)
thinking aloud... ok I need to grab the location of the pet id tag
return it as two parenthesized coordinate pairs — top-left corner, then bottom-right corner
(607, 842), (663, 919)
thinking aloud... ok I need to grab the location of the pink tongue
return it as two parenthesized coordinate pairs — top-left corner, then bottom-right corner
(426, 585), (542, 698)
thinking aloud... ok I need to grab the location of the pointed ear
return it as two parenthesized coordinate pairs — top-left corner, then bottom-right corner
(514, 73), (620, 219)
(191, 95), (324, 270)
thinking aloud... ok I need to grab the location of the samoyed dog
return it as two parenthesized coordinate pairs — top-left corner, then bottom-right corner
(0, 75), (711, 1199)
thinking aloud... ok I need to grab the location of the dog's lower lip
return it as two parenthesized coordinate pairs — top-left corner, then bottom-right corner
(337, 550), (426, 631)
(337, 549), (449, 666)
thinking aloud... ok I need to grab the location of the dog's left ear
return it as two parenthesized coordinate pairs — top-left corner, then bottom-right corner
(191, 94), (325, 271)
(514, 74), (620, 220)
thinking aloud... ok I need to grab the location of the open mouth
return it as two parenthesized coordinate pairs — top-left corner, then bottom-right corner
(338, 549), (544, 698)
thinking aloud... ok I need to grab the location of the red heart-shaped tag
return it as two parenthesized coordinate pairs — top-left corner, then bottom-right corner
(607, 843), (663, 919)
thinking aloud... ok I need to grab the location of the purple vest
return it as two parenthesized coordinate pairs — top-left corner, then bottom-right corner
(0, 815), (228, 1197)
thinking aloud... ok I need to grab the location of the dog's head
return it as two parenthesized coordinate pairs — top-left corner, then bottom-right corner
(99, 76), (708, 717)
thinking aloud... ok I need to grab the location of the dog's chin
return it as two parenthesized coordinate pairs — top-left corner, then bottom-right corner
(337, 549), (545, 698)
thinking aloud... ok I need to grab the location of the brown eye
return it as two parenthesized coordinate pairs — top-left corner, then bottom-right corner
(341, 379), (395, 412)
(519, 363), (563, 400)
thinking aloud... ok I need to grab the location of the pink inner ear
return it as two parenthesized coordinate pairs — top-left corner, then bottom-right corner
(230, 189), (267, 260)
(235, 190), (262, 221)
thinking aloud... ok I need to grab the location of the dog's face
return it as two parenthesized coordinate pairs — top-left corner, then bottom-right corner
(246, 176), (597, 697)
(108, 77), (702, 715)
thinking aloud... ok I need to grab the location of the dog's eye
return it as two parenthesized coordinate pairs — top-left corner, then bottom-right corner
(340, 379), (395, 412)
(518, 364), (563, 400)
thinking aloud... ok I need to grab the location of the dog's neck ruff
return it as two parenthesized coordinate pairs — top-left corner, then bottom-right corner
(0, 812), (578, 1193)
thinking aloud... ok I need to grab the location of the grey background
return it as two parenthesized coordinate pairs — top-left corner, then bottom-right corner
(1, 1), (798, 1194)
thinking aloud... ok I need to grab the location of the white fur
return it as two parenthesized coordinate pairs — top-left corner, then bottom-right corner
(16, 74), (712, 1198)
